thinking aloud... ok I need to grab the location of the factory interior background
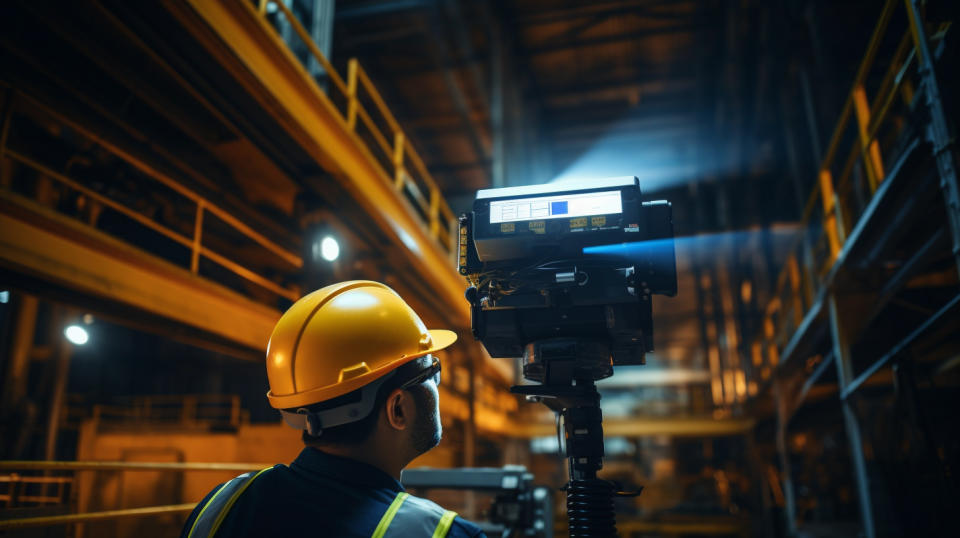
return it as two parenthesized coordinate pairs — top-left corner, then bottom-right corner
(1, 0), (959, 536)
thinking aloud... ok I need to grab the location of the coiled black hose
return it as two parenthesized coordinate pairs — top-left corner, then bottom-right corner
(566, 479), (616, 537)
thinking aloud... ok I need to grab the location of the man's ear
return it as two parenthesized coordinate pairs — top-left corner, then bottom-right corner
(384, 388), (409, 431)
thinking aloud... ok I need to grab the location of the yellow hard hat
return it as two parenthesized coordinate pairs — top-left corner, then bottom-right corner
(266, 280), (457, 409)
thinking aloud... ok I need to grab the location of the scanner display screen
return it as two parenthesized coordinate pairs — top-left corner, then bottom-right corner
(488, 190), (622, 224)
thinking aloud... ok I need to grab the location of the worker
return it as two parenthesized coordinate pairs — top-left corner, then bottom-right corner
(181, 281), (486, 537)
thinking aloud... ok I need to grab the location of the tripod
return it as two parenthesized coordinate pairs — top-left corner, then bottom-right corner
(511, 339), (639, 537)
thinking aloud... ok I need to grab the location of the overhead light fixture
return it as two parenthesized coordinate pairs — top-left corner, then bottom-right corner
(64, 325), (89, 346)
(319, 236), (340, 262)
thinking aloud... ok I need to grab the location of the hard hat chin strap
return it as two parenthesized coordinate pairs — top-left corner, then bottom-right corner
(279, 371), (395, 436)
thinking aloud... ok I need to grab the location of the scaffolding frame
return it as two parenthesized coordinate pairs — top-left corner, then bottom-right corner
(753, 1), (960, 536)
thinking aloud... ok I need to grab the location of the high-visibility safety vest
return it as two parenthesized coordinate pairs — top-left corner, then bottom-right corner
(186, 469), (459, 538)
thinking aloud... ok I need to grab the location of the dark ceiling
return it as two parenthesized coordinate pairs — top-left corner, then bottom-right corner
(330, 0), (880, 211)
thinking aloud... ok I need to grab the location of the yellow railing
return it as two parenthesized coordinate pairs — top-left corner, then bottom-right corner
(90, 394), (248, 428)
(1, 0), (461, 306)
(0, 104), (303, 302)
(0, 474), (72, 507)
(256, 0), (458, 253)
(0, 461), (267, 529)
(752, 0), (945, 384)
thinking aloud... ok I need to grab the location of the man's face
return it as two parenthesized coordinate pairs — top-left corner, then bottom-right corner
(408, 370), (442, 455)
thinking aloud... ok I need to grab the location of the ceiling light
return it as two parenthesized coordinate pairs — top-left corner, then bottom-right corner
(64, 325), (89, 346)
(319, 236), (340, 262)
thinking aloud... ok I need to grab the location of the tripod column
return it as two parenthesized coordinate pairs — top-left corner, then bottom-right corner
(563, 380), (616, 537)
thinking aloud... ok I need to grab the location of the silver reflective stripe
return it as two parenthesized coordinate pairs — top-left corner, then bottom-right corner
(280, 372), (395, 434)
(381, 493), (458, 538)
(187, 468), (271, 538)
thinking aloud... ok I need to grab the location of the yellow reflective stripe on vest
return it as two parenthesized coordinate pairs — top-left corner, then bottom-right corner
(376, 491), (458, 537)
(372, 492), (409, 538)
(432, 510), (458, 538)
(187, 467), (272, 538)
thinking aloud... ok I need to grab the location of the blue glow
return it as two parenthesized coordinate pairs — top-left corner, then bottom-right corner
(583, 225), (804, 260)
(548, 104), (757, 192)
(583, 238), (674, 258)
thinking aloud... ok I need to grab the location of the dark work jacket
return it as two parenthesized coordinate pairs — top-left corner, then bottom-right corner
(180, 447), (486, 537)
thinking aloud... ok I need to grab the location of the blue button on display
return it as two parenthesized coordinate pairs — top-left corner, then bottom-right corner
(551, 201), (568, 215)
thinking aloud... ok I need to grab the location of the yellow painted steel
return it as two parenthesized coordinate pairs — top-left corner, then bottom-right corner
(0, 192), (280, 353)
(516, 417), (755, 438)
(852, 84), (886, 191)
(0, 504), (198, 530)
(0, 461), (268, 472)
(5, 149), (300, 301)
(173, 0), (469, 328)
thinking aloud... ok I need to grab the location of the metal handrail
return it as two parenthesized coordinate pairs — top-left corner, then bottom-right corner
(0, 461), (267, 472)
(0, 504), (197, 529)
(1, 136), (302, 303)
(0, 460), (271, 529)
(81, 394), (248, 428)
(750, 0), (932, 387)
(0, 474), (72, 507)
(253, 0), (458, 255)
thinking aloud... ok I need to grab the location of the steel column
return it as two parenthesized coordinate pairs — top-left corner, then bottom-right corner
(1, 293), (37, 417)
(489, 14), (505, 188)
(828, 293), (876, 538)
(424, 6), (488, 171)
(799, 69), (823, 166)
(904, 0), (960, 278)
(773, 380), (798, 535)
(308, 0), (335, 80)
(0, 87), (13, 188)
(43, 308), (72, 462)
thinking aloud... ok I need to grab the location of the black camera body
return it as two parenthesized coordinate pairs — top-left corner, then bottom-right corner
(459, 177), (677, 365)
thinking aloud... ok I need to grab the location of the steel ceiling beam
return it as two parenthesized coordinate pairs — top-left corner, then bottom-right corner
(513, 0), (691, 25)
(527, 23), (702, 54)
(334, 0), (429, 20)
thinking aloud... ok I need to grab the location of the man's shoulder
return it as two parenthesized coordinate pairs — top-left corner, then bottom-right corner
(449, 514), (487, 538)
(398, 493), (486, 537)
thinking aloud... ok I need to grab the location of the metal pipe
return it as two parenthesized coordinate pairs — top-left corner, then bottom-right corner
(0, 461), (268, 472)
(828, 293), (876, 538)
(489, 16), (504, 189)
(773, 381), (797, 535)
(0, 503), (197, 529)
(904, 0), (960, 278)
(0, 87), (13, 187)
(1, 294), (37, 417)
(43, 327), (72, 462)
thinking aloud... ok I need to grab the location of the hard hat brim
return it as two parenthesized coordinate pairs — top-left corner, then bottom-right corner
(266, 328), (458, 409)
